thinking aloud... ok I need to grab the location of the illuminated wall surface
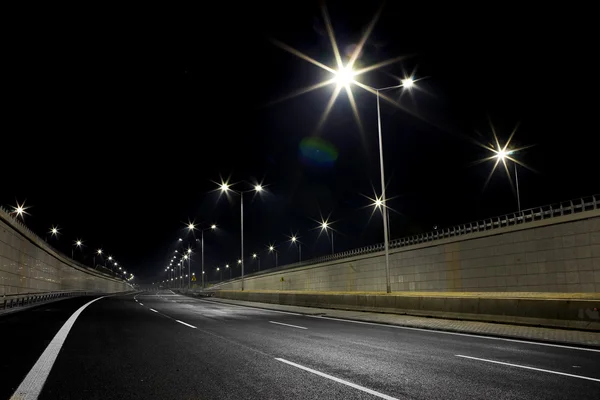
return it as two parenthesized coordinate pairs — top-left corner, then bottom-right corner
(218, 211), (600, 293)
(0, 210), (129, 296)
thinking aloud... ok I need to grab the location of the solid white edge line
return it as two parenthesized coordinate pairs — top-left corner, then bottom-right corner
(10, 296), (106, 400)
(175, 320), (197, 329)
(200, 298), (599, 353)
(307, 315), (600, 353)
(275, 358), (399, 400)
(198, 299), (301, 316)
(149, 308), (158, 313)
(269, 321), (308, 330)
(455, 355), (600, 382)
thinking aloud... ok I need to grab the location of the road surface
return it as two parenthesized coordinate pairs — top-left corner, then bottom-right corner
(2, 290), (599, 399)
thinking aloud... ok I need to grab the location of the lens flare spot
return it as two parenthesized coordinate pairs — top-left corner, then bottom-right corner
(299, 137), (338, 167)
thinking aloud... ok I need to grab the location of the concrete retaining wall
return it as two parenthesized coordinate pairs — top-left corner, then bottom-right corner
(214, 210), (600, 293)
(0, 209), (130, 296)
(214, 290), (600, 331)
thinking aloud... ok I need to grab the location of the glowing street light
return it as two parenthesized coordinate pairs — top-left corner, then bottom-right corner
(252, 252), (261, 271)
(318, 219), (335, 255)
(72, 239), (83, 258)
(195, 224), (217, 289)
(11, 201), (29, 219)
(290, 235), (302, 262)
(268, 244), (278, 268)
(334, 66), (356, 87)
(215, 179), (266, 290)
(271, 10), (421, 294)
(49, 226), (59, 238)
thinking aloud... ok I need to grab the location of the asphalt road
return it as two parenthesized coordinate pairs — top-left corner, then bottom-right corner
(2, 290), (599, 399)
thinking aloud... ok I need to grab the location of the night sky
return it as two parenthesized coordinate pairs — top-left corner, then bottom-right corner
(3, 2), (598, 282)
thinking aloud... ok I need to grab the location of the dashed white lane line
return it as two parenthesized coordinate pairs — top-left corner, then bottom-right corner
(149, 308), (158, 313)
(139, 303), (144, 306)
(269, 321), (308, 330)
(176, 320), (197, 329)
(275, 358), (399, 400)
(10, 296), (106, 400)
(455, 355), (600, 382)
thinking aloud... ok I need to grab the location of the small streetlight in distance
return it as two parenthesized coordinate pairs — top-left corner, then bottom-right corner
(315, 218), (335, 255)
(215, 178), (266, 291)
(290, 235), (302, 262)
(187, 248), (192, 254)
(93, 249), (103, 269)
(72, 239), (83, 258)
(268, 244), (278, 268)
(11, 200), (29, 219)
(252, 252), (261, 271)
(49, 226), (60, 238)
(178, 238), (183, 242)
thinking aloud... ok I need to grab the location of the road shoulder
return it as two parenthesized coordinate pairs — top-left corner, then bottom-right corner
(197, 296), (600, 348)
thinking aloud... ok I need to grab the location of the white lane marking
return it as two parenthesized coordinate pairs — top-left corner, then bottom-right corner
(308, 315), (600, 353)
(199, 299), (599, 353)
(149, 308), (158, 313)
(275, 358), (399, 400)
(139, 303), (144, 306)
(455, 355), (600, 382)
(269, 321), (308, 330)
(176, 320), (197, 329)
(199, 299), (301, 316)
(10, 296), (106, 400)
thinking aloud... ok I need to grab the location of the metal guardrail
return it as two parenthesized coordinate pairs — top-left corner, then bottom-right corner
(0, 290), (91, 311)
(0, 205), (122, 282)
(211, 195), (599, 286)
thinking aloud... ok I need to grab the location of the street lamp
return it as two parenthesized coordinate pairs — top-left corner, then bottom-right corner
(319, 220), (334, 254)
(252, 252), (261, 271)
(216, 267), (222, 281)
(49, 226), (59, 239)
(493, 149), (522, 212)
(194, 224), (216, 289)
(183, 254), (189, 289)
(218, 180), (265, 290)
(225, 264), (231, 280)
(93, 249), (102, 269)
(72, 239), (83, 259)
(268, 244), (278, 268)
(290, 235), (302, 262)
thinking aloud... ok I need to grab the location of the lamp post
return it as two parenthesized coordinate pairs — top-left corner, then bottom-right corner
(225, 264), (231, 280)
(187, 248), (192, 289)
(72, 239), (83, 259)
(320, 221), (334, 254)
(93, 249), (102, 269)
(192, 224), (216, 289)
(217, 267), (222, 281)
(369, 78), (415, 293)
(183, 255), (189, 289)
(494, 149), (522, 212)
(330, 66), (416, 293)
(219, 181), (264, 291)
(290, 235), (302, 262)
(268, 245), (278, 268)
(252, 253), (261, 271)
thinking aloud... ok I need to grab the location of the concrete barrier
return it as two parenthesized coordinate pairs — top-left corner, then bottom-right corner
(0, 206), (130, 297)
(213, 290), (600, 331)
(212, 209), (600, 293)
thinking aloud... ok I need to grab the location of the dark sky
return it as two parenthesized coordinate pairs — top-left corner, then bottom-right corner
(3, 2), (599, 282)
